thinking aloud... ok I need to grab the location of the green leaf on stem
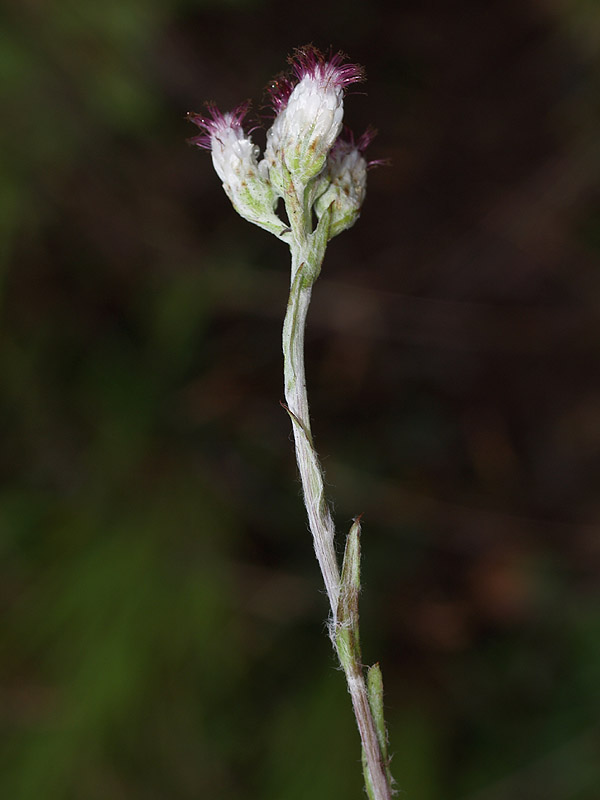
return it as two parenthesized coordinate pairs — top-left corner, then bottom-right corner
(367, 662), (394, 786)
(336, 516), (362, 667)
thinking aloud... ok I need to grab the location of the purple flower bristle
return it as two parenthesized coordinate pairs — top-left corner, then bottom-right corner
(186, 100), (251, 148)
(266, 73), (294, 115)
(334, 124), (376, 152)
(356, 125), (378, 152)
(289, 44), (365, 90)
(332, 125), (388, 168)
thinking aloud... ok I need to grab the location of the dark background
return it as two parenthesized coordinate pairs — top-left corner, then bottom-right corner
(2, 1), (600, 798)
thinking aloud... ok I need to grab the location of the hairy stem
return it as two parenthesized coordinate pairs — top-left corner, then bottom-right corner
(281, 202), (393, 800)
(282, 249), (340, 613)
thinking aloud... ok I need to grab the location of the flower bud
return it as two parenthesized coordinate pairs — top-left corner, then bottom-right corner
(188, 103), (286, 237)
(315, 129), (374, 239)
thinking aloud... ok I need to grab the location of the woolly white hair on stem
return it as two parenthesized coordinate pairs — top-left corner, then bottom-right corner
(188, 45), (394, 800)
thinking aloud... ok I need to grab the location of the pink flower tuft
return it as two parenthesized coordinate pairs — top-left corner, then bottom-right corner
(289, 45), (365, 91)
(333, 125), (388, 169)
(187, 101), (251, 149)
(265, 46), (364, 117)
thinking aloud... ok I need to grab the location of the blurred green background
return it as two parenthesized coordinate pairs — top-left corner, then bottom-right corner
(1, 1), (600, 798)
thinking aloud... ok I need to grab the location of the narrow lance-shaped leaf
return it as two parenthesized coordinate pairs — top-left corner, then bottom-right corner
(336, 516), (362, 670)
(367, 663), (393, 787)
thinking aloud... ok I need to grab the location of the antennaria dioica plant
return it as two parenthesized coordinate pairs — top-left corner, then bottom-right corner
(188, 46), (394, 800)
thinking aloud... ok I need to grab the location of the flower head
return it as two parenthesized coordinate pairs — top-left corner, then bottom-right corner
(315, 126), (376, 239)
(187, 102), (254, 183)
(266, 46), (364, 184)
(187, 103), (286, 237)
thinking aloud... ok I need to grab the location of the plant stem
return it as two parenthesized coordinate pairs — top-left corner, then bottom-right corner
(281, 200), (393, 800)
(282, 247), (340, 614)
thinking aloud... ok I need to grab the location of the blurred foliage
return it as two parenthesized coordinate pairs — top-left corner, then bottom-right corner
(1, 0), (600, 799)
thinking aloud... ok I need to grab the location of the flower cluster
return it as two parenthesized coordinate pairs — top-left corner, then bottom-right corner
(188, 46), (377, 241)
